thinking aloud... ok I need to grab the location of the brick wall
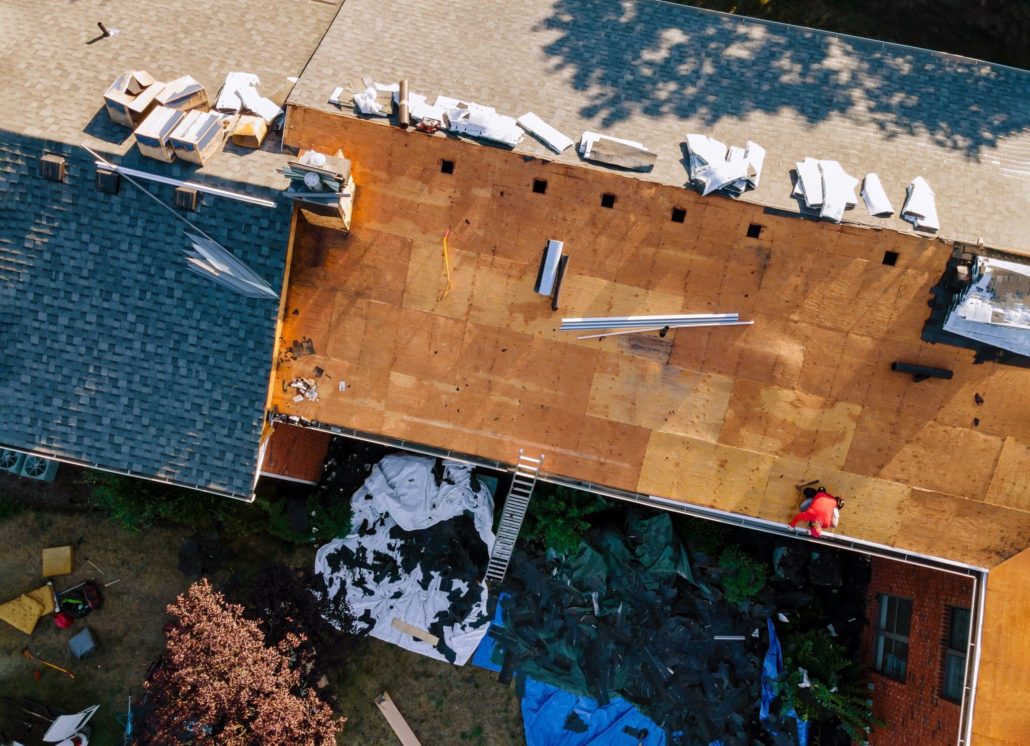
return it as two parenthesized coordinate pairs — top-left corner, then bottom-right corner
(862, 557), (973, 745)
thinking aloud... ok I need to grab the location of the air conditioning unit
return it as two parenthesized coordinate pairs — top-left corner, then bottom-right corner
(0, 449), (25, 474)
(40, 154), (67, 182)
(20, 455), (58, 482)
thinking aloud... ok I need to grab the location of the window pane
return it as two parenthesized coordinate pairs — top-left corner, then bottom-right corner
(878, 594), (890, 627)
(896, 598), (913, 635)
(894, 641), (908, 681)
(944, 652), (966, 700)
(950, 607), (971, 650)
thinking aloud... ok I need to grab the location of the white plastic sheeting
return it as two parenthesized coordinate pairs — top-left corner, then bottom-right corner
(792, 157), (858, 223)
(861, 173), (894, 216)
(314, 454), (496, 665)
(685, 134), (764, 196)
(215, 72), (260, 113)
(901, 176), (940, 231)
(441, 96), (523, 148)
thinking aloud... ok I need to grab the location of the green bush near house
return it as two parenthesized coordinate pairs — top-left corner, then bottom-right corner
(717, 546), (768, 605)
(779, 628), (880, 743)
(0, 494), (24, 522)
(86, 470), (350, 544)
(520, 484), (607, 556)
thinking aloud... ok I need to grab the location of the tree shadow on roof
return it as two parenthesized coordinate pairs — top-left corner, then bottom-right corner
(534, 0), (1029, 155)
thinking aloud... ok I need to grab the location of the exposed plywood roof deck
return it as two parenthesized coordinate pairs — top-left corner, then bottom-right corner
(275, 108), (1030, 567)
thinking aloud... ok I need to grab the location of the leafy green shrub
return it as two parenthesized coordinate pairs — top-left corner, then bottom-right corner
(779, 628), (880, 742)
(520, 484), (607, 555)
(717, 546), (768, 604)
(674, 514), (729, 556)
(86, 471), (220, 531)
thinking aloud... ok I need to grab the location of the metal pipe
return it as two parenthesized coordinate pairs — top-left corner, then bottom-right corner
(398, 79), (410, 127)
(576, 321), (753, 339)
(561, 312), (738, 326)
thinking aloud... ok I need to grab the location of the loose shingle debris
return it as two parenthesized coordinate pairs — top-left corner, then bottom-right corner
(353, 79), (398, 117)
(289, 377), (318, 402)
(517, 112), (573, 154)
(684, 135), (764, 197)
(395, 90), (523, 147)
(792, 157), (859, 222)
(901, 176), (940, 232)
(495, 511), (761, 745)
(580, 132), (657, 171)
(860, 173), (893, 216)
(313, 454), (495, 665)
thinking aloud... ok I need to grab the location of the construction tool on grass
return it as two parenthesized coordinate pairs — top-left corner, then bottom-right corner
(375, 691), (421, 746)
(22, 648), (75, 679)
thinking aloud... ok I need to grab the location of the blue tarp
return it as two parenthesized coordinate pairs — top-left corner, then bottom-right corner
(471, 592), (508, 672)
(760, 618), (809, 745)
(521, 677), (666, 746)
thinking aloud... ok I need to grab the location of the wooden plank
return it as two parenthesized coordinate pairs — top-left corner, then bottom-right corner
(391, 618), (440, 646)
(375, 691), (422, 746)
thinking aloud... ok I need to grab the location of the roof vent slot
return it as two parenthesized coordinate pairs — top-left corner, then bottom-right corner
(95, 167), (121, 195)
(174, 186), (199, 211)
(40, 154), (66, 183)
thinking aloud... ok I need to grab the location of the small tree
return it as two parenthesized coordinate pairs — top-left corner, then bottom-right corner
(141, 579), (342, 745)
(717, 546), (768, 605)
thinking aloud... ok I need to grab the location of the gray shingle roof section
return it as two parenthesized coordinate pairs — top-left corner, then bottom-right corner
(289, 0), (1030, 255)
(0, 0), (342, 495)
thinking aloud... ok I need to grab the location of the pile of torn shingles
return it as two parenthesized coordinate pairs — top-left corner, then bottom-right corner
(496, 512), (760, 745)
(685, 135), (765, 197)
(492, 511), (869, 745)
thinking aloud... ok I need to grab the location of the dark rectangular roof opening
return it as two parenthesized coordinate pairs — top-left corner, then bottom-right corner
(671, 207), (686, 223)
(883, 251), (899, 266)
(533, 178), (548, 194)
(440, 159), (454, 174)
(747, 223), (762, 239)
(600, 193), (616, 209)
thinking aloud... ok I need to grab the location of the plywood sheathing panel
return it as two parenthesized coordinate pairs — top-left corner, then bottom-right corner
(974, 548), (1030, 744)
(984, 438), (1030, 512)
(274, 107), (1030, 567)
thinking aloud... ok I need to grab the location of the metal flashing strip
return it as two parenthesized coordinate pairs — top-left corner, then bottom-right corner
(0, 442), (254, 502)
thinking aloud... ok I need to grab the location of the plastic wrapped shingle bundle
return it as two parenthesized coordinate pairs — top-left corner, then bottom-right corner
(792, 158), (858, 223)
(901, 177), (940, 231)
(685, 134), (764, 196)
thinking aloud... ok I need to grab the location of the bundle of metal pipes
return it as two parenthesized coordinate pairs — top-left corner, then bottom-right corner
(559, 313), (752, 340)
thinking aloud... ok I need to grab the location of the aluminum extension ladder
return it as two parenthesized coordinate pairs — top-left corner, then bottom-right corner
(485, 450), (543, 584)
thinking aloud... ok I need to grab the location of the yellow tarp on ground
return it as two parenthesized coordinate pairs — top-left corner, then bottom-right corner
(0, 585), (55, 635)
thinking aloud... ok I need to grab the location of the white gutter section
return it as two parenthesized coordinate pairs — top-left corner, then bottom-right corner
(88, 156), (277, 208)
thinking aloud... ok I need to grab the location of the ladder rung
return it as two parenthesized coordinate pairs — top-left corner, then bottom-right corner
(519, 455), (541, 464)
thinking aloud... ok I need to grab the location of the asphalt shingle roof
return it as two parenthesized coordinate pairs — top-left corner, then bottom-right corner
(0, 0), (341, 495)
(290, 0), (1030, 255)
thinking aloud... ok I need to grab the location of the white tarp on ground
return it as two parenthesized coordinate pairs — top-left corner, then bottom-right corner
(314, 454), (495, 665)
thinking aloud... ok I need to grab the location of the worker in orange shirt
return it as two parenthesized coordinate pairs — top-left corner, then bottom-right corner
(789, 485), (844, 537)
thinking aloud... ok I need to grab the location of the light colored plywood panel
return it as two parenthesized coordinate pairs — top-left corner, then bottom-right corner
(984, 438), (1030, 511)
(878, 420), (1004, 500)
(400, 238), (475, 321)
(467, 253), (537, 329)
(795, 323), (849, 399)
(586, 353), (733, 442)
(704, 315), (807, 390)
(637, 432), (774, 515)
(977, 368), (1030, 442)
(721, 379), (862, 469)
(975, 549), (1030, 744)
(275, 356), (387, 433)
(326, 295), (399, 372)
(391, 308), (468, 385)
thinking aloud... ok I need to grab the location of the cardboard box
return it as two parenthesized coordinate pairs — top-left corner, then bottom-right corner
(169, 110), (225, 165)
(104, 70), (164, 128)
(134, 106), (185, 162)
(231, 115), (268, 149)
(155, 75), (210, 113)
(42, 545), (73, 577)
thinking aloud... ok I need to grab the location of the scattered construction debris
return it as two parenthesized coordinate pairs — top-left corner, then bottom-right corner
(0, 585), (57, 635)
(580, 132), (656, 171)
(155, 75), (209, 113)
(793, 157), (859, 222)
(42, 546), (74, 577)
(313, 454), (495, 665)
(183, 232), (279, 300)
(440, 96), (523, 147)
(133, 106), (184, 163)
(353, 79), (397, 117)
(861, 173), (893, 216)
(21, 648), (74, 679)
(685, 135), (765, 196)
(535, 240), (564, 296)
(375, 692), (422, 746)
(901, 176), (940, 231)
(289, 377), (319, 402)
(169, 110), (225, 166)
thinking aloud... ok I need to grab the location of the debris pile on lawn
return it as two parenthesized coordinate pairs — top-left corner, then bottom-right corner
(313, 454), (495, 665)
(494, 511), (764, 745)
